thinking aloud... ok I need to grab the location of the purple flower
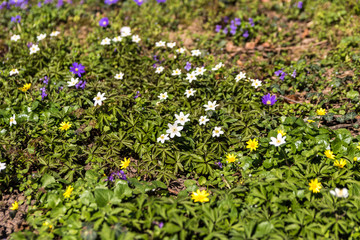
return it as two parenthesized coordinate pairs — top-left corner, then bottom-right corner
(11, 15), (21, 23)
(133, 0), (144, 5)
(242, 30), (249, 38)
(37, 1), (41, 7)
(105, 170), (127, 182)
(280, 72), (287, 81)
(153, 55), (159, 62)
(291, 70), (296, 78)
(158, 222), (164, 228)
(235, 18), (241, 26)
(75, 80), (86, 89)
(297, 1), (303, 9)
(69, 62), (85, 77)
(274, 69), (283, 77)
(9, 0), (23, 6)
(215, 25), (222, 33)
(230, 28), (236, 35)
(56, 0), (63, 7)
(249, 18), (255, 27)
(152, 64), (157, 68)
(184, 62), (191, 71)
(104, 0), (117, 5)
(27, 42), (33, 48)
(223, 16), (229, 23)
(42, 76), (49, 85)
(156, 0), (165, 2)
(0, 1), (7, 9)
(43, 0), (51, 4)
(40, 87), (47, 100)
(215, 161), (223, 169)
(118, 170), (127, 180)
(262, 93), (277, 106)
(223, 27), (228, 34)
(134, 91), (141, 99)
(99, 17), (109, 27)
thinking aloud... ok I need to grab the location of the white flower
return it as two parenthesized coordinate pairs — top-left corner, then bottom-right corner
(184, 88), (196, 98)
(112, 36), (123, 42)
(186, 72), (197, 83)
(93, 92), (106, 106)
(269, 133), (286, 147)
(29, 44), (40, 54)
(171, 69), (181, 76)
(199, 116), (209, 125)
(191, 49), (201, 56)
(50, 31), (60, 37)
(132, 35), (141, 43)
(158, 92), (168, 100)
(176, 48), (185, 54)
(155, 66), (164, 74)
(166, 123), (183, 138)
(167, 42), (176, 48)
(67, 77), (79, 87)
(155, 41), (166, 47)
(120, 26), (132, 37)
(115, 72), (124, 79)
(0, 162), (6, 172)
(235, 72), (246, 82)
(251, 79), (262, 89)
(195, 67), (206, 76)
(212, 127), (224, 137)
(101, 37), (111, 45)
(9, 69), (19, 76)
(175, 112), (190, 125)
(212, 62), (223, 71)
(11, 35), (20, 42)
(204, 101), (218, 111)
(330, 188), (349, 198)
(10, 114), (16, 126)
(37, 33), (46, 41)
(157, 134), (170, 143)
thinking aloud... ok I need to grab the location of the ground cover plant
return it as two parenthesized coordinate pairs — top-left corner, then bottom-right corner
(2, 0), (360, 239)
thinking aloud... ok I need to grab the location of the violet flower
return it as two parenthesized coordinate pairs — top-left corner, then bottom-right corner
(261, 93), (277, 106)
(297, 1), (303, 9)
(280, 72), (287, 81)
(56, 0), (63, 7)
(134, 91), (141, 99)
(291, 70), (297, 78)
(242, 30), (249, 38)
(42, 76), (49, 85)
(156, 0), (165, 2)
(40, 87), (47, 100)
(215, 25), (222, 33)
(223, 27), (228, 34)
(0, 1), (7, 9)
(249, 18), (255, 27)
(215, 161), (223, 169)
(69, 62), (85, 77)
(104, 0), (117, 4)
(11, 15), (21, 23)
(235, 18), (241, 26)
(274, 69), (283, 77)
(133, 0), (144, 5)
(223, 16), (229, 23)
(99, 17), (109, 27)
(184, 62), (191, 71)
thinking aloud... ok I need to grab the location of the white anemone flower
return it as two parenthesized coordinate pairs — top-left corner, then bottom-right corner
(166, 123), (183, 138)
(93, 92), (106, 106)
(269, 133), (286, 147)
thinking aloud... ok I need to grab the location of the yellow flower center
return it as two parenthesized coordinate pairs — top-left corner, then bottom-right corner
(266, 100), (271, 104)
(75, 68), (78, 71)
(96, 96), (101, 100)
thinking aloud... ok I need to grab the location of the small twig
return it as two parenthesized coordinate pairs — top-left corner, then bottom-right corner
(221, 176), (231, 189)
(279, 95), (303, 104)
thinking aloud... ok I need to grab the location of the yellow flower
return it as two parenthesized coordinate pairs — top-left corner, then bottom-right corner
(246, 139), (259, 152)
(309, 179), (322, 193)
(307, 120), (315, 123)
(354, 157), (358, 162)
(225, 153), (237, 163)
(277, 130), (286, 136)
(59, 121), (72, 131)
(63, 185), (74, 198)
(324, 150), (335, 159)
(334, 159), (346, 168)
(19, 83), (31, 92)
(357, 143), (360, 151)
(43, 222), (53, 229)
(120, 158), (130, 169)
(10, 201), (19, 211)
(316, 108), (326, 116)
(191, 189), (210, 203)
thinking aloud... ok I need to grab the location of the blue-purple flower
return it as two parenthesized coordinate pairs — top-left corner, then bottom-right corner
(235, 18), (241, 26)
(134, 91), (141, 99)
(69, 62), (85, 77)
(0, 1), (7, 9)
(249, 18), (255, 27)
(215, 161), (223, 169)
(133, 0), (144, 6)
(262, 93), (277, 106)
(40, 87), (47, 100)
(291, 70), (297, 78)
(75, 80), (86, 89)
(184, 62), (191, 71)
(11, 15), (21, 23)
(99, 17), (109, 27)
(104, 0), (117, 4)
(242, 30), (249, 38)
(215, 25), (222, 33)
(297, 1), (303, 9)
(156, 0), (165, 2)
(105, 170), (127, 182)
